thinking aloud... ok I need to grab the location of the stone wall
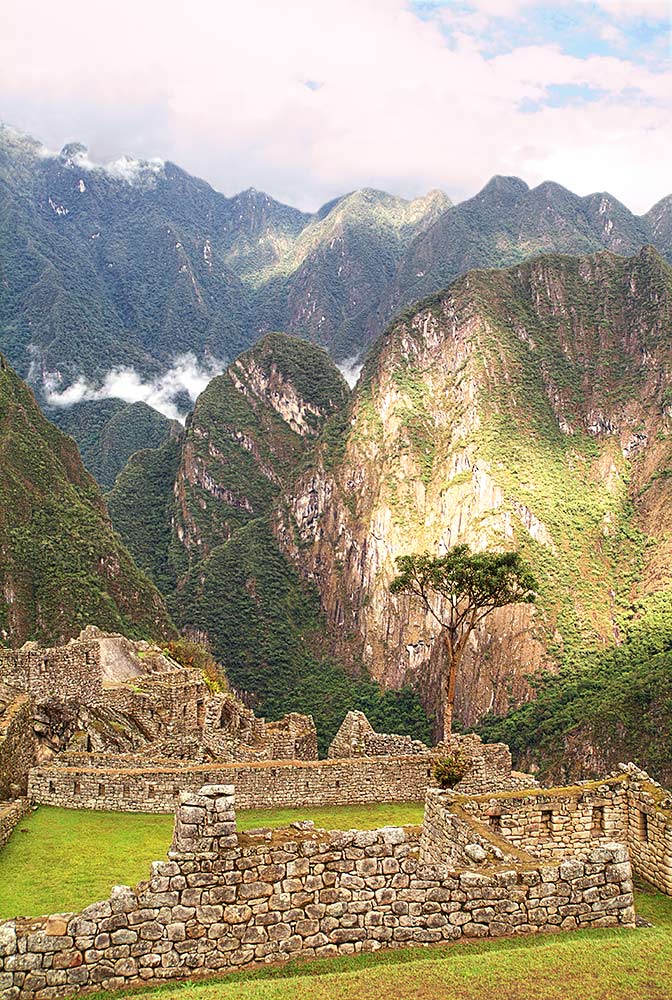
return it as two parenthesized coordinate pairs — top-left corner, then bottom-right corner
(0, 784), (636, 999)
(456, 778), (629, 862)
(28, 756), (440, 813)
(421, 771), (672, 897)
(0, 799), (30, 852)
(27, 735), (530, 815)
(327, 711), (428, 759)
(621, 766), (672, 896)
(203, 698), (318, 762)
(0, 644), (101, 705)
(0, 691), (35, 798)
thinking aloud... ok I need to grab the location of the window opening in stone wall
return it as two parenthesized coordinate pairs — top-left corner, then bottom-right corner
(98, 783), (105, 796)
(336, 780), (341, 788)
(74, 781), (81, 795)
(49, 780), (55, 793)
(489, 813), (502, 834)
(540, 809), (553, 835)
(591, 806), (605, 836)
(197, 700), (205, 727)
(638, 810), (649, 842)
(173, 786), (180, 796)
(123, 785), (130, 799)
(148, 785), (155, 798)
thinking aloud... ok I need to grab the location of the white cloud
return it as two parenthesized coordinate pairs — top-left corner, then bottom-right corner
(337, 357), (363, 389)
(43, 353), (223, 422)
(0, 0), (670, 213)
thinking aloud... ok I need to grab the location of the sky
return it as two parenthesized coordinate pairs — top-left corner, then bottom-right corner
(1, 0), (671, 213)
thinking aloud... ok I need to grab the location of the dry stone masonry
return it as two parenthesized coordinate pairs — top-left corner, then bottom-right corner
(26, 732), (529, 814)
(0, 779), (639, 1000)
(0, 629), (319, 791)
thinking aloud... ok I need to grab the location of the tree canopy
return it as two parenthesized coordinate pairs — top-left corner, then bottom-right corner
(390, 545), (537, 739)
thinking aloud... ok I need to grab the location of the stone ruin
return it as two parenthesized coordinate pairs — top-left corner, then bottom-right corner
(327, 710), (430, 758)
(3, 763), (670, 1000)
(1, 626), (535, 823)
(1, 624), (671, 997)
(0, 628), (317, 801)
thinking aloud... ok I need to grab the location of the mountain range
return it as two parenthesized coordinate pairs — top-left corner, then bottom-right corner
(1, 122), (672, 778)
(1, 123), (671, 405)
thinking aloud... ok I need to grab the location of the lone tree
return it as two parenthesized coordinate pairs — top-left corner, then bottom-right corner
(390, 545), (537, 741)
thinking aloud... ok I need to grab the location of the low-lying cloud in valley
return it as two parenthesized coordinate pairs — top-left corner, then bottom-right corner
(337, 357), (363, 389)
(43, 353), (223, 421)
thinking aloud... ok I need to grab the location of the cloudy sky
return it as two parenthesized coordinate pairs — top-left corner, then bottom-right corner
(2, 0), (670, 213)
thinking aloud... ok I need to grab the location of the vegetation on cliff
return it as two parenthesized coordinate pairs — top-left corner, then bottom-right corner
(51, 399), (177, 489)
(477, 591), (672, 786)
(0, 354), (174, 646)
(180, 517), (430, 754)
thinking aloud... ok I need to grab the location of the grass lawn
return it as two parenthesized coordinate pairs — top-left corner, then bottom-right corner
(0, 802), (424, 920)
(48, 881), (672, 1000)
(1, 807), (670, 999)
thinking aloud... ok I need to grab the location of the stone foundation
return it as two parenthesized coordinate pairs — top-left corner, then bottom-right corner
(0, 782), (636, 999)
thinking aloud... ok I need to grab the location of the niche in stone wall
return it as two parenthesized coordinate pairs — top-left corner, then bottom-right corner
(489, 812), (502, 834)
(638, 810), (649, 842)
(591, 806), (605, 836)
(540, 809), (553, 835)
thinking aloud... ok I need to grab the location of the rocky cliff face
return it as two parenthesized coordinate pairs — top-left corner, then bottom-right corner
(169, 333), (350, 580)
(276, 248), (672, 733)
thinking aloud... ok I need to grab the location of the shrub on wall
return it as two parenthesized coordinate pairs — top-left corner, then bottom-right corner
(163, 639), (228, 693)
(434, 750), (471, 789)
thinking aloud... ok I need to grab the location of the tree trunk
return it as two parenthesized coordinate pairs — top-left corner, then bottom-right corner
(441, 631), (458, 744)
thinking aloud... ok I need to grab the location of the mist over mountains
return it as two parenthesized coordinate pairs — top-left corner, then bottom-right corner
(2, 122), (672, 777)
(2, 122), (671, 422)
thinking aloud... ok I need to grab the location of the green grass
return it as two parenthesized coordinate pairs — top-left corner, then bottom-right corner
(0, 803), (424, 919)
(1, 809), (670, 999)
(54, 881), (672, 1000)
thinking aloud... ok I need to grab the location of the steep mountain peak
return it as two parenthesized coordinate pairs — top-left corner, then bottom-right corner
(477, 175), (530, 201)
(231, 331), (350, 431)
(527, 179), (580, 209)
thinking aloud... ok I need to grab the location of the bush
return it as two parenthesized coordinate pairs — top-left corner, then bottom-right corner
(434, 750), (471, 789)
(163, 639), (228, 693)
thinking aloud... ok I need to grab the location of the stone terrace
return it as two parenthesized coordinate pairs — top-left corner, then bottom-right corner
(0, 772), (651, 1000)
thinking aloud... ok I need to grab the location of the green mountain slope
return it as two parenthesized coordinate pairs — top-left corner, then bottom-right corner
(106, 433), (183, 594)
(376, 177), (663, 340)
(276, 247), (672, 772)
(50, 399), (178, 488)
(169, 332), (350, 580)
(0, 353), (174, 646)
(107, 333), (429, 748)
